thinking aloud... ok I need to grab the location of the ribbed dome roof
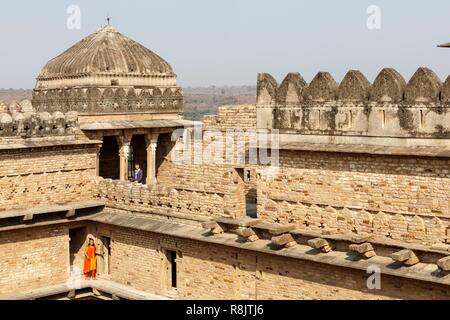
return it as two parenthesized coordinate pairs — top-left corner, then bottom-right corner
(37, 26), (174, 80)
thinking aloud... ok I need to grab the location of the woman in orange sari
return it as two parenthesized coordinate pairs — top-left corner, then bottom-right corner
(83, 238), (97, 280)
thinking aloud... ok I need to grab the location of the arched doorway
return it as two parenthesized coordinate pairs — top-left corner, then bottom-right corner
(99, 136), (120, 179)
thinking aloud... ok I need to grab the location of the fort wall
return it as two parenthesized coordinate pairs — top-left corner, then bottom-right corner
(96, 225), (450, 300)
(96, 165), (246, 220)
(0, 108), (78, 138)
(256, 68), (450, 138)
(0, 108), (101, 212)
(0, 225), (68, 296)
(0, 144), (98, 212)
(257, 150), (450, 245)
(203, 105), (257, 130)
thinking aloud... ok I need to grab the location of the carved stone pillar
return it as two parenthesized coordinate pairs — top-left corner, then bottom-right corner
(94, 133), (103, 177)
(117, 134), (132, 182)
(145, 133), (159, 185)
(96, 148), (101, 177)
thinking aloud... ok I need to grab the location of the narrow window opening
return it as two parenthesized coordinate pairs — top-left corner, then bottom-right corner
(420, 110), (424, 129)
(165, 250), (177, 289)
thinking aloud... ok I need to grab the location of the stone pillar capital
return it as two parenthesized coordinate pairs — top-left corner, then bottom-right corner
(116, 134), (132, 147)
(117, 134), (132, 182)
(147, 142), (158, 152)
(145, 132), (159, 146)
(119, 144), (131, 160)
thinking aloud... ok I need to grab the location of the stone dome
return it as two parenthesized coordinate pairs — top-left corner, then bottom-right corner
(35, 26), (177, 90)
(32, 26), (183, 117)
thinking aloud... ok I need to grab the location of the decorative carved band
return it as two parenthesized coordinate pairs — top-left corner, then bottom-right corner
(32, 86), (184, 114)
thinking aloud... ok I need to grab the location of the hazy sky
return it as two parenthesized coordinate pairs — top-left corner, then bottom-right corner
(1, 0), (450, 88)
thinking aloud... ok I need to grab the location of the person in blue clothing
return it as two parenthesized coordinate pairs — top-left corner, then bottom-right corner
(133, 163), (144, 184)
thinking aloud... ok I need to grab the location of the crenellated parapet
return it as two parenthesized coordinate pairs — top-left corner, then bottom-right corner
(0, 108), (79, 138)
(256, 67), (450, 137)
(95, 177), (245, 220)
(0, 99), (34, 114)
(32, 86), (183, 115)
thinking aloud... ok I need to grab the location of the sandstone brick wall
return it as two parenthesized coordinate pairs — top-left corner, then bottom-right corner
(0, 146), (98, 211)
(157, 160), (246, 218)
(258, 150), (450, 245)
(98, 225), (450, 300)
(153, 118), (260, 217)
(203, 105), (256, 130)
(253, 253), (449, 300)
(96, 167), (246, 219)
(0, 108), (78, 139)
(256, 68), (450, 138)
(0, 225), (69, 296)
(107, 226), (164, 293)
(199, 104), (259, 203)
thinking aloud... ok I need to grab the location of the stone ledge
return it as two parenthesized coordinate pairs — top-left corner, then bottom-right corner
(0, 138), (101, 151)
(0, 200), (105, 221)
(216, 216), (261, 227)
(80, 119), (197, 131)
(207, 217), (450, 256)
(93, 211), (450, 286)
(259, 133), (450, 157)
(2, 278), (171, 300)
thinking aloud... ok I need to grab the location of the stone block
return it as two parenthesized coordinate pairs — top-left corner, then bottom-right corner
(362, 250), (377, 258)
(350, 234), (373, 244)
(65, 208), (76, 218)
(437, 256), (450, 271)
(307, 238), (328, 249)
(269, 224), (296, 236)
(307, 238), (333, 253)
(272, 233), (295, 246)
(67, 289), (76, 299)
(21, 214), (34, 222)
(392, 249), (419, 266)
(202, 221), (219, 230)
(216, 217), (260, 227)
(349, 242), (374, 254)
(234, 227), (255, 238)
(211, 226), (225, 235)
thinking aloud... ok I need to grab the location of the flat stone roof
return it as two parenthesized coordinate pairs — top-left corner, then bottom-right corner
(278, 142), (450, 157)
(0, 137), (101, 150)
(0, 201), (105, 232)
(80, 119), (199, 131)
(2, 278), (171, 300)
(0, 200), (105, 220)
(91, 210), (450, 286)
(2, 207), (449, 287)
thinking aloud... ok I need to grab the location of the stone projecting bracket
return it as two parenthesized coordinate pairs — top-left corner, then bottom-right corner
(307, 238), (333, 253)
(391, 249), (420, 266)
(349, 242), (376, 259)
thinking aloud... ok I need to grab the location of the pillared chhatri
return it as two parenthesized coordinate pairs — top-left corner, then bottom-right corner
(2, 25), (450, 300)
